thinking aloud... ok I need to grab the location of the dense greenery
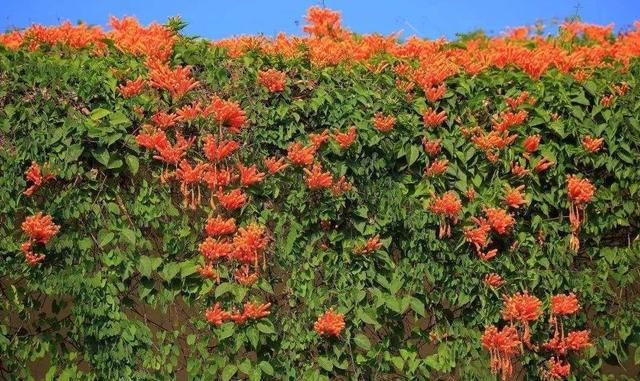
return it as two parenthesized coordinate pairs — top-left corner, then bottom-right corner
(1, 10), (640, 380)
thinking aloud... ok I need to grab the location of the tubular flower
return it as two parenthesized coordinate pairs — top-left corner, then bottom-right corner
(216, 188), (247, 211)
(153, 132), (195, 165)
(550, 293), (580, 316)
(613, 82), (630, 96)
(264, 156), (289, 174)
(309, 129), (330, 148)
(425, 159), (449, 176)
(429, 191), (462, 238)
(425, 84), (446, 102)
(582, 135), (604, 153)
(232, 224), (268, 267)
(372, 113), (396, 132)
(117, 76), (144, 98)
(564, 330), (591, 351)
(544, 358), (571, 379)
(422, 108), (447, 128)
(505, 91), (533, 109)
(464, 217), (491, 252)
(21, 241), (46, 266)
(303, 163), (333, 190)
(197, 264), (219, 280)
(147, 60), (199, 98)
(234, 301), (271, 323)
(466, 187), (476, 200)
(422, 137), (442, 157)
(533, 157), (555, 173)
(205, 216), (237, 236)
(287, 142), (317, 166)
(176, 101), (202, 122)
(205, 303), (231, 326)
(502, 291), (543, 345)
(503, 185), (527, 209)
(511, 162), (530, 177)
(600, 94), (614, 106)
(478, 248), (498, 261)
(333, 127), (357, 149)
(234, 264), (259, 286)
(484, 273), (505, 288)
(303, 7), (345, 39)
(204, 96), (247, 133)
(314, 308), (345, 337)
(135, 126), (169, 150)
(151, 111), (179, 129)
(258, 68), (286, 92)
(24, 161), (55, 196)
(566, 175), (595, 251)
(202, 135), (240, 162)
(198, 237), (233, 261)
(484, 207), (516, 235)
(175, 159), (208, 208)
(354, 234), (382, 255)
(331, 176), (352, 196)
(236, 162), (265, 187)
(481, 325), (521, 381)
(492, 110), (528, 132)
(523, 134), (541, 153)
(21, 213), (60, 244)
(203, 167), (235, 190)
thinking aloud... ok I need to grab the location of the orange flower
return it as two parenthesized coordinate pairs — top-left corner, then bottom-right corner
(117, 76), (144, 97)
(264, 156), (289, 174)
(333, 127), (357, 149)
(203, 167), (235, 190)
(484, 207), (515, 234)
(466, 187), (477, 200)
(425, 159), (448, 176)
(176, 101), (202, 122)
(533, 157), (555, 173)
(503, 185), (527, 209)
(135, 126), (169, 150)
(582, 135), (604, 153)
(236, 162), (265, 187)
(287, 142), (316, 166)
(505, 91), (532, 109)
(153, 132), (195, 164)
(511, 162), (529, 177)
(197, 264), (219, 280)
(550, 293), (580, 316)
(464, 217), (491, 252)
(202, 135), (240, 162)
(522, 135), (541, 153)
(354, 234), (382, 254)
(502, 291), (542, 345)
(566, 175), (595, 205)
(425, 84), (446, 102)
(205, 303), (231, 326)
(422, 137), (442, 157)
(564, 330), (591, 351)
(484, 273), (505, 288)
(216, 188), (247, 210)
(232, 301), (271, 323)
(481, 325), (521, 380)
(204, 96), (247, 133)
(372, 113), (396, 132)
(429, 191), (462, 218)
(147, 60), (199, 98)
(21, 213), (60, 244)
(232, 224), (268, 265)
(600, 94), (614, 106)
(422, 107), (447, 128)
(544, 358), (571, 379)
(314, 308), (345, 337)
(21, 241), (46, 266)
(24, 161), (55, 196)
(613, 82), (630, 96)
(234, 264), (259, 286)
(331, 176), (352, 196)
(303, 7), (345, 38)
(492, 110), (528, 132)
(303, 163), (333, 190)
(258, 68), (286, 92)
(151, 111), (179, 129)
(478, 248), (498, 261)
(198, 237), (233, 261)
(309, 129), (330, 148)
(204, 216), (237, 236)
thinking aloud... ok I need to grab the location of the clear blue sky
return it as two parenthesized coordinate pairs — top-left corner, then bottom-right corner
(1, 1), (638, 40)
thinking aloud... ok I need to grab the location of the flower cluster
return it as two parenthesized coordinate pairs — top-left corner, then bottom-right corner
(20, 213), (60, 266)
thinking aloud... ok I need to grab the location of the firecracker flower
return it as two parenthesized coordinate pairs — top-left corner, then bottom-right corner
(582, 135), (604, 153)
(551, 293), (580, 316)
(309, 129), (330, 148)
(234, 264), (259, 286)
(478, 248), (498, 261)
(503, 185), (527, 209)
(237, 162), (265, 187)
(24, 161), (55, 196)
(204, 216), (237, 236)
(533, 157), (555, 173)
(331, 176), (352, 196)
(502, 291), (542, 345)
(205, 303), (231, 326)
(511, 162), (530, 177)
(216, 188), (247, 210)
(153, 132), (195, 165)
(147, 60), (199, 98)
(203, 167), (235, 190)
(481, 325), (521, 381)
(567, 175), (596, 205)
(264, 156), (289, 174)
(151, 111), (179, 129)
(422, 107), (447, 128)
(333, 127), (357, 149)
(314, 308), (345, 337)
(372, 113), (396, 132)
(204, 96), (247, 133)
(523, 134), (541, 153)
(176, 101), (202, 122)
(544, 358), (571, 379)
(21, 241), (46, 266)
(21, 213), (60, 244)
(303, 163), (333, 190)
(287, 142), (316, 166)
(464, 217), (491, 252)
(354, 234), (382, 254)
(422, 137), (442, 157)
(258, 68), (286, 92)
(117, 76), (144, 97)
(232, 224), (268, 267)
(198, 237), (233, 261)
(425, 159), (449, 176)
(484, 207), (516, 235)
(197, 264), (219, 280)
(484, 273), (505, 288)
(425, 84), (446, 102)
(492, 110), (528, 132)
(202, 135), (240, 162)
(429, 191), (462, 238)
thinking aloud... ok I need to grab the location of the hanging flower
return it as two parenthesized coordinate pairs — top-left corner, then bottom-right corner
(484, 273), (505, 288)
(234, 264), (259, 286)
(309, 129), (330, 148)
(544, 358), (571, 379)
(287, 142), (316, 166)
(422, 108), (447, 128)
(303, 163), (333, 190)
(216, 188), (247, 210)
(566, 175), (595, 251)
(582, 135), (604, 153)
(331, 176), (352, 196)
(314, 308), (345, 337)
(550, 293), (580, 316)
(21, 213), (60, 244)
(204, 216), (237, 236)
(264, 156), (289, 174)
(232, 224), (268, 268)
(257, 68), (286, 92)
(151, 111), (179, 129)
(333, 127), (357, 149)
(204, 96), (247, 133)
(24, 161), (55, 196)
(502, 291), (543, 346)
(428, 191), (462, 238)
(503, 185), (527, 209)
(198, 237), (233, 261)
(236, 162), (265, 187)
(484, 207), (516, 235)
(202, 135), (240, 162)
(372, 113), (396, 132)
(481, 325), (521, 380)
(117, 76), (144, 97)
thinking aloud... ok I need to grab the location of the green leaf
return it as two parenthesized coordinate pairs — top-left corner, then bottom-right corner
(98, 230), (114, 247)
(138, 256), (162, 277)
(221, 364), (237, 381)
(354, 334), (371, 350)
(256, 320), (275, 334)
(90, 108), (111, 120)
(125, 154), (139, 175)
(317, 356), (333, 371)
(258, 361), (274, 376)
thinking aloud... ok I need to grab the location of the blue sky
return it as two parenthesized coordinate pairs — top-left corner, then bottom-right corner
(1, 1), (638, 40)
